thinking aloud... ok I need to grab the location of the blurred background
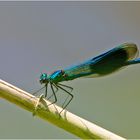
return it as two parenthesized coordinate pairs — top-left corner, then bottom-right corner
(0, 1), (140, 139)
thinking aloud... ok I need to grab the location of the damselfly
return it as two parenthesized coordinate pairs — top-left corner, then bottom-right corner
(34, 43), (140, 113)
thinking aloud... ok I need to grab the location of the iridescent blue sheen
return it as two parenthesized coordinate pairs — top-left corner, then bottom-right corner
(38, 43), (140, 112)
(40, 43), (140, 84)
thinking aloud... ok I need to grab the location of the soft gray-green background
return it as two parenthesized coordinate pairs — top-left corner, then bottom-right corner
(0, 1), (140, 139)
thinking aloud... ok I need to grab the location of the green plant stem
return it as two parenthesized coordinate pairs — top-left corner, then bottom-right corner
(0, 79), (126, 139)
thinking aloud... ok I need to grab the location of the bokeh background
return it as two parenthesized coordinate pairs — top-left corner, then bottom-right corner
(0, 1), (140, 139)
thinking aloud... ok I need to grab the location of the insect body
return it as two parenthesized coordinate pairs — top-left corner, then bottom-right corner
(38, 43), (140, 112)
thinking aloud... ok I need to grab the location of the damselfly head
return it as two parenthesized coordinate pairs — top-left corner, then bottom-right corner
(40, 73), (48, 84)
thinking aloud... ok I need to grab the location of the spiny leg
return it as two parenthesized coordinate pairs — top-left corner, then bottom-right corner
(33, 94), (44, 116)
(47, 83), (57, 106)
(57, 83), (73, 92)
(62, 94), (70, 109)
(33, 83), (48, 116)
(54, 83), (73, 108)
(56, 84), (73, 114)
(54, 83), (73, 106)
(32, 85), (46, 96)
(49, 83), (60, 114)
(47, 84), (58, 100)
(52, 83), (59, 92)
(44, 83), (48, 98)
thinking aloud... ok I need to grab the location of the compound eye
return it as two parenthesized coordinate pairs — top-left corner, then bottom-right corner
(42, 73), (47, 79)
(40, 73), (48, 84)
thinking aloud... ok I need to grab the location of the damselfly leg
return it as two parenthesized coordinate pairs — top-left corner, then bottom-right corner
(33, 81), (74, 115)
(57, 83), (73, 92)
(46, 83), (57, 106)
(32, 85), (46, 96)
(47, 84), (58, 100)
(56, 83), (73, 109)
(54, 84), (74, 114)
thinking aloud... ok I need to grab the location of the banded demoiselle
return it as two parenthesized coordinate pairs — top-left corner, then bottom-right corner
(35, 43), (140, 112)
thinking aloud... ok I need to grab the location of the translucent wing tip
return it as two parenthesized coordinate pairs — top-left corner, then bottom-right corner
(120, 43), (139, 60)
